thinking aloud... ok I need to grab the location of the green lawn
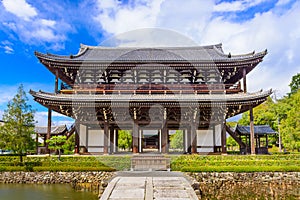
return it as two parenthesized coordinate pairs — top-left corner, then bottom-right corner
(0, 154), (299, 172)
(170, 154), (300, 172)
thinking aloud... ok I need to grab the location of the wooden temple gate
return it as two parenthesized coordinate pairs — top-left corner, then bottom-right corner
(31, 44), (271, 155)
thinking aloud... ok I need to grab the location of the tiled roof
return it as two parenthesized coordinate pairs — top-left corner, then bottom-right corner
(235, 125), (277, 135)
(30, 90), (272, 103)
(35, 125), (67, 135)
(35, 43), (267, 62)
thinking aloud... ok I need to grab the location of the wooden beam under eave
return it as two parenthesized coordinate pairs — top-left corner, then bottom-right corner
(249, 106), (255, 155)
(243, 67), (247, 93)
(46, 108), (52, 154)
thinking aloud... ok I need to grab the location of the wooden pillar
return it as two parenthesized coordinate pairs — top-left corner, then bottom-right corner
(249, 107), (255, 155)
(187, 127), (191, 153)
(55, 70), (59, 93)
(74, 121), (80, 154)
(221, 122), (227, 154)
(161, 124), (168, 153)
(243, 67), (247, 93)
(191, 123), (197, 154)
(110, 127), (114, 154)
(213, 125), (216, 152)
(265, 134), (269, 148)
(115, 130), (119, 152)
(35, 133), (39, 154)
(103, 122), (109, 154)
(46, 108), (52, 154)
(183, 129), (186, 153)
(132, 121), (139, 153)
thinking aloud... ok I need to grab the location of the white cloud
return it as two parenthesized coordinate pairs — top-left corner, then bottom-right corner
(0, 85), (18, 106)
(3, 45), (14, 54)
(34, 111), (73, 126)
(1, 1), (71, 50)
(276, 0), (293, 6)
(40, 19), (56, 27)
(1, 40), (14, 54)
(91, 0), (300, 97)
(94, 0), (162, 35)
(214, 0), (269, 12)
(94, 0), (214, 45)
(2, 0), (37, 21)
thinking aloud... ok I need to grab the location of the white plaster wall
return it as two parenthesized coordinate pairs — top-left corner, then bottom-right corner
(197, 129), (213, 152)
(215, 124), (222, 146)
(197, 130), (213, 146)
(88, 147), (104, 152)
(88, 129), (104, 146)
(197, 147), (213, 153)
(79, 124), (87, 146)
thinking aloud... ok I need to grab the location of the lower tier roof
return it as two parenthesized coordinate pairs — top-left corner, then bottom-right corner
(30, 90), (271, 125)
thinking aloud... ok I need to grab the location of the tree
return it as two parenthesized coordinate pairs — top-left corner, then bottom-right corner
(46, 135), (67, 160)
(238, 97), (277, 129)
(170, 130), (183, 150)
(289, 73), (300, 95)
(0, 85), (35, 162)
(279, 90), (300, 151)
(62, 134), (75, 154)
(118, 130), (132, 151)
(227, 136), (239, 151)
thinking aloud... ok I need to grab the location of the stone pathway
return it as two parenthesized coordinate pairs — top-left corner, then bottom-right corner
(100, 172), (198, 200)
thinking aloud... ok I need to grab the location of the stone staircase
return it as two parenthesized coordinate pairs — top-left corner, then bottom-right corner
(131, 155), (170, 171)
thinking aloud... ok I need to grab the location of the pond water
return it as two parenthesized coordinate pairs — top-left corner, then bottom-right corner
(0, 184), (98, 200)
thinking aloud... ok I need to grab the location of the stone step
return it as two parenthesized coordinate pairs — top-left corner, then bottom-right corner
(131, 155), (170, 171)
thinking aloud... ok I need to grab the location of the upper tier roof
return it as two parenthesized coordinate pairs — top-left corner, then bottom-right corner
(35, 43), (267, 63)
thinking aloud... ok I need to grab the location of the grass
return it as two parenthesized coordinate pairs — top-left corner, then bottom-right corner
(0, 154), (299, 172)
(170, 154), (300, 172)
(0, 155), (131, 172)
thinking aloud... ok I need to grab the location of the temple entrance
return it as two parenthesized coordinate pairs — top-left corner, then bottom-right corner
(169, 130), (184, 153)
(117, 130), (132, 153)
(140, 130), (160, 153)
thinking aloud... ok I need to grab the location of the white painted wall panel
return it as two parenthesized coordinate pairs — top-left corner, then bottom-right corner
(88, 129), (104, 146)
(215, 124), (222, 146)
(79, 124), (87, 146)
(88, 147), (103, 152)
(197, 148), (214, 153)
(197, 130), (213, 146)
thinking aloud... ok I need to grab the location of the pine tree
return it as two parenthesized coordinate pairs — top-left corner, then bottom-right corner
(0, 85), (35, 162)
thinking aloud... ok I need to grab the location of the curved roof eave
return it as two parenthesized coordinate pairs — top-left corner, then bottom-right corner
(30, 89), (272, 103)
(34, 45), (267, 64)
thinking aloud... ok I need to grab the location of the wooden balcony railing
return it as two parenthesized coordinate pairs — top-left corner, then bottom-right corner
(60, 83), (242, 95)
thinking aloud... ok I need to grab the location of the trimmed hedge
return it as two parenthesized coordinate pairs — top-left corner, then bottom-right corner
(171, 154), (300, 172)
(0, 155), (130, 172)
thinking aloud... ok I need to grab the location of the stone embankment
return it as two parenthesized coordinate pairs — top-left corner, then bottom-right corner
(0, 171), (115, 196)
(187, 172), (300, 199)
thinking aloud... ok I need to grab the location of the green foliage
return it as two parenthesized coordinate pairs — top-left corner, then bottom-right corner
(171, 154), (300, 172)
(118, 130), (132, 151)
(46, 135), (67, 160)
(279, 90), (300, 151)
(227, 136), (239, 150)
(289, 73), (300, 95)
(63, 134), (75, 154)
(170, 130), (183, 149)
(238, 97), (277, 130)
(0, 155), (126, 171)
(0, 85), (35, 162)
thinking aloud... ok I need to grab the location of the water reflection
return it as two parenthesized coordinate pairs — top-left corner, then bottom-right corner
(0, 184), (98, 200)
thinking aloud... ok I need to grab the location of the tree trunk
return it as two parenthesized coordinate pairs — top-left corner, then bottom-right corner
(58, 149), (61, 161)
(19, 154), (23, 163)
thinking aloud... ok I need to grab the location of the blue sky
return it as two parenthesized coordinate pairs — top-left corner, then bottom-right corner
(0, 0), (299, 126)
